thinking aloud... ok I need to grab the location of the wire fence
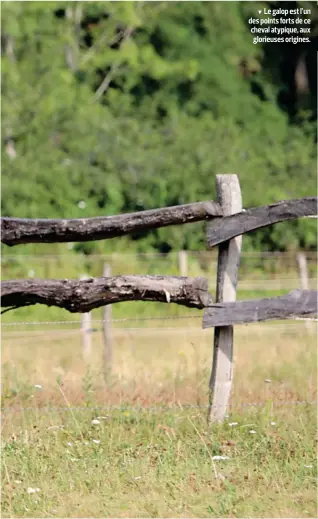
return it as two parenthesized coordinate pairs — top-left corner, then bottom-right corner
(2, 250), (316, 419)
(2, 250), (317, 280)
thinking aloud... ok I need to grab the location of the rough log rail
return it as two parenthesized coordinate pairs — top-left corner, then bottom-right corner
(203, 289), (317, 328)
(1, 201), (222, 246)
(207, 197), (317, 247)
(1, 276), (211, 313)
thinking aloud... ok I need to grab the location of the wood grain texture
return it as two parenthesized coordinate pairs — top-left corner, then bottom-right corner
(208, 174), (242, 423)
(1, 200), (222, 246)
(203, 289), (317, 328)
(1, 275), (211, 313)
(207, 197), (317, 247)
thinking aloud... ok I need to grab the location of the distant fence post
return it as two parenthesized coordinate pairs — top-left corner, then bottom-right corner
(102, 264), (113, 381)
(296, 252), (311, 331)
(297, 252), (309, 290)
(208, 174), (242, 423)
(178, 250), (188, 276)
(80, 275), (92, 360)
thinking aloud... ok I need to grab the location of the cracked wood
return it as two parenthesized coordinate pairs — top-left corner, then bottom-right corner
(207, 197), (317, 247)
(203, 289), (317, 328)
(1, 275), (211, 313)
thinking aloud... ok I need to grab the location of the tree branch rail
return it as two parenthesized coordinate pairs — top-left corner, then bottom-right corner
(1, 276), (211, 313)
(1, 200), (222, 246)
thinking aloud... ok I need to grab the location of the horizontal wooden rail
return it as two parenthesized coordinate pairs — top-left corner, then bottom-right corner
(1, 200), (222, 246)
(203, 289), (317, 327)
(207, 197), (317, 247)
(1, 276), (212, 313)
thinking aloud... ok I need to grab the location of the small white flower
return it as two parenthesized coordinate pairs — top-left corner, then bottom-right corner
(27, 487), (40, 494)
(228, 422), (238, 427)
(78, 200), (86, 209)
(264, 379), (272, 383)
(249, 430), (257, 434)
(92, 439), (100, 444)
(212, 456), (230, 461)
(14, 480), (22, 484)
(67, 442), (73, 447)
(270, 421), (276, 426)
(91, 419), (100, 425)
(304, 464), (313, 468)
(34, 384), (42, 389)
(135, 476), (142, 480)
(28, 270), (35, 278)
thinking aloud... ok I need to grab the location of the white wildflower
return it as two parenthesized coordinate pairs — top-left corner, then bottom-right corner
(14, 480), (22, 484)
(34, 384), (42, 389)
(27, 487), (40, 494)
(212, 456), (230, 461)
(264, 379), (272, 383)
(135, 476), (142, 480)
(249, 430), (257, 434)
(270, 421), (276, 426)
(228, 422), (238, 427)
(91, 419), (100, 425)
(92, 439), (100, 444)
(78, 200), (86, 209)
(67, 442), (73, 447)
(304, 464), (313, 468)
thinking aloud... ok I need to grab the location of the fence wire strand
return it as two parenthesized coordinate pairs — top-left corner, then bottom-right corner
(2, 316), (317, 328)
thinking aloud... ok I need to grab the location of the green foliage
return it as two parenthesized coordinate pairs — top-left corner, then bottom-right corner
(1, 1), (316, 254)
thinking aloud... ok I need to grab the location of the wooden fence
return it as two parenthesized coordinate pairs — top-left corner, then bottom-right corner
(1, 175), (317, 422)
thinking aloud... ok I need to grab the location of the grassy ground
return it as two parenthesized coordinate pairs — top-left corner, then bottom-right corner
(1, 321), (317, 517)
(2, 405), (317, 518)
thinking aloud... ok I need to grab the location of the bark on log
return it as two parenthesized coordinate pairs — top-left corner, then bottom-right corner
(1, 201), (222, 246)
(203, 289), (317, 328)
(1, 275), (211, 313)
(207, 197), (317, 247)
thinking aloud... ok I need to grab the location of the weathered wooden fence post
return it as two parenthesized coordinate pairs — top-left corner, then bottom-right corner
(102, 263), (113, 380)
(80, 275), (92, 360)
(208, 174), (242, 423)
(297, 252), (309, 291)
(178, 250), (188, 277)
(296, 252), (311, 331)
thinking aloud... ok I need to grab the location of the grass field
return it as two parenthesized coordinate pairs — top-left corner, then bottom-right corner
(2, 320), (317, 518)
